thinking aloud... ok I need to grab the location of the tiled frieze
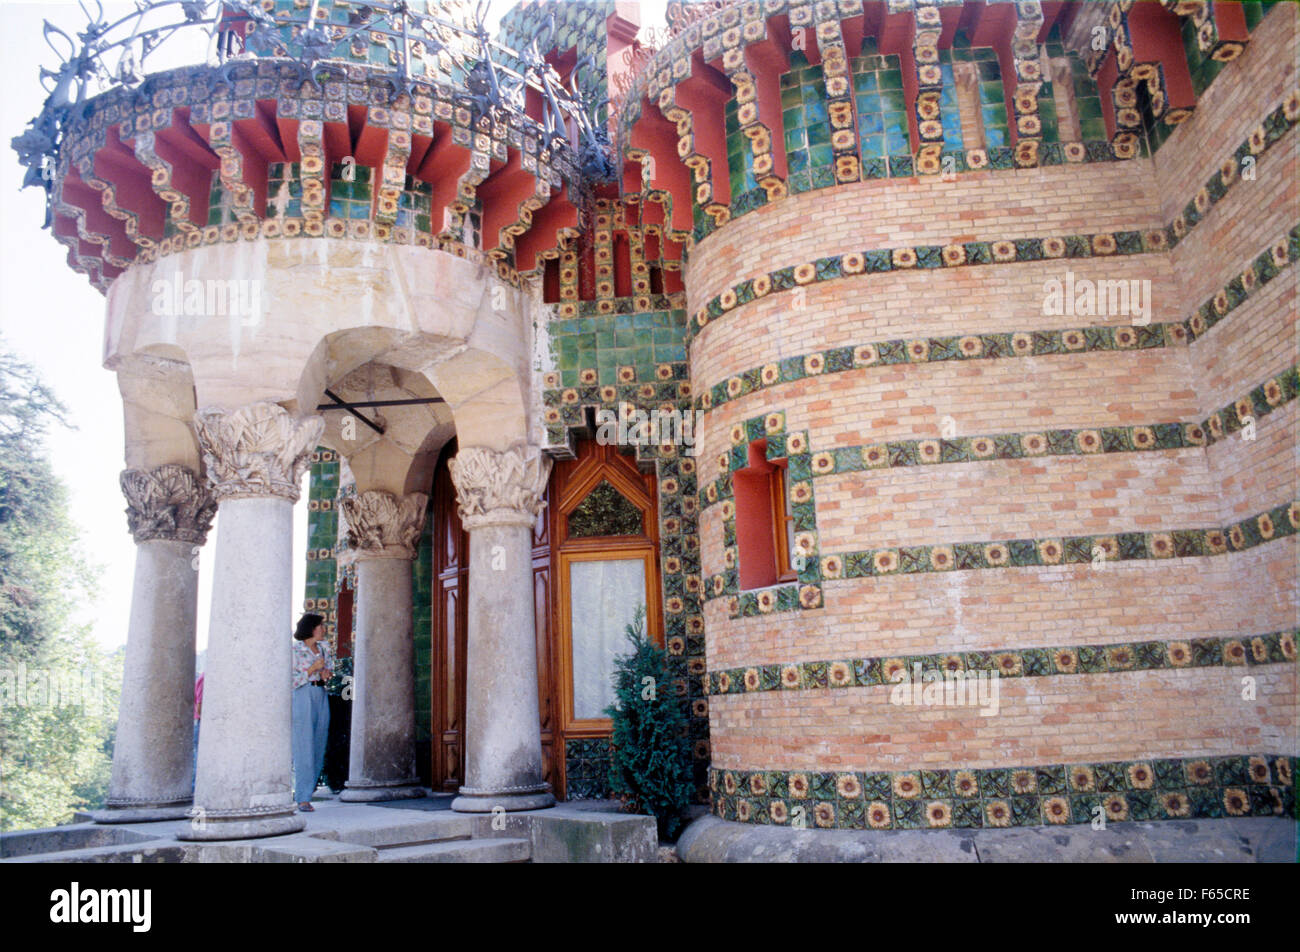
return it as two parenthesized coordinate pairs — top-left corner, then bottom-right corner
(51, 56), (583, 291)
(708, 754), (1296, 829)
(696, 364), (1297, 492)
(706, 628), (1297, 696)
(753, 498), (1295, 588)
(617, 1), (1288, 247)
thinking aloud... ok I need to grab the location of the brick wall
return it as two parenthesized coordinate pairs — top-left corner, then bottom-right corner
(687, 3), (1298, 819)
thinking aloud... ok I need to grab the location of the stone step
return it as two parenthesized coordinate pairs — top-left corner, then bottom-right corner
(375, 837), (530, 864)
(372, 834), (469, 850)
(323, 813), (474, 849)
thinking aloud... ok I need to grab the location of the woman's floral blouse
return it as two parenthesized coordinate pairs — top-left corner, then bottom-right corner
(292, 639), (333, 690)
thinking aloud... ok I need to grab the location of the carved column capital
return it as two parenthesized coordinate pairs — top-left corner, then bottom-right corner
(120, 464), (217, 546)
(448, 445), (551, 529)
(193, 402), (324, 503)
(340, 491), (429, 560)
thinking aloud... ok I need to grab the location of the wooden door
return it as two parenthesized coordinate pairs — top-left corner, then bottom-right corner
(430, 444), (469, 792)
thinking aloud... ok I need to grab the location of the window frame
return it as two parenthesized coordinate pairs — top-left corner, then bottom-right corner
(770, 458), (797, 583)
(552, 442), (662, 740)
(556, 547), (661, 734)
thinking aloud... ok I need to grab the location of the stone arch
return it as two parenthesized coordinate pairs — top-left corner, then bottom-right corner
(104, 239), (539, 450)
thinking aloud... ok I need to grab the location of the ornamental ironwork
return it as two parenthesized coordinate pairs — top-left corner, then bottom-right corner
(12, 0), (614, 226)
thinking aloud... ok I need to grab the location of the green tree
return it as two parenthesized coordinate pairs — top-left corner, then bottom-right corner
(604, 605), (692, 840)
(0, 340), (115, 830)
(0, 345), (74, 664)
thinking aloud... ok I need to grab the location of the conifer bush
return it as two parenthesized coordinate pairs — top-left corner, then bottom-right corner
(604, 605), (693, 840)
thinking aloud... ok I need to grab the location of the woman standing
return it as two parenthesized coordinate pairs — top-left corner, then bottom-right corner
(291, 613), (333, 812)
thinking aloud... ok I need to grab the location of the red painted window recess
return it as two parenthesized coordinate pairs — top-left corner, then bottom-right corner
(733, 440), (797, 590)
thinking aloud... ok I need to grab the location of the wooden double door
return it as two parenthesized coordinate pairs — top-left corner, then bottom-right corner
(429, 439), (660, 800)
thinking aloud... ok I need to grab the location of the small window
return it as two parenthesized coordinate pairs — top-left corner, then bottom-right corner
(734, 440), (796, 589)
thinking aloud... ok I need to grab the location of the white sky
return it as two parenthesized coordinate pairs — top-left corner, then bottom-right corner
(0, 0), (667, 655)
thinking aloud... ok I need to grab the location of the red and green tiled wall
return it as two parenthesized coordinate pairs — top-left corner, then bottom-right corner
(781, 52), (839, 196)
(1182, 1), (1280, 98)
(544, 303), (688, 394)
(496, 0), (617, 123)
(412, 496), (436, 784)
(260, 0), (468, 78)
(1114, 1), (1281, 157)
(660, 2), (1287, 246)
(851, 44), (911, 174)
(710, 755), (1296, 830)
(689, 85), (1300, 343)
(935, 49), (970, 150)
(304, 448), (341, 637)
(543, 301), (711, 800)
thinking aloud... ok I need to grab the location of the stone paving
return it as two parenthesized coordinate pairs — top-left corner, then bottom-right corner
(4, 795), (1293, 863)
(0, 794), (658, 864)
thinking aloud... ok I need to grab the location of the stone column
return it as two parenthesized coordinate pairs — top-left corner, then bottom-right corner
(449, 446), (555, 812)
(178, 401), (322, 840)
(338, 490), (429, 802)
(95, 466), (216, 823)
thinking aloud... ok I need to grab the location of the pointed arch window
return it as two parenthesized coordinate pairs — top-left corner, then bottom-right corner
(567, 480), (644, 538)
(554, 442), (662, 737)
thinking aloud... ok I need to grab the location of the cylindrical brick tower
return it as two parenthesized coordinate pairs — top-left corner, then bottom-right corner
(614, 0), (1297, 838)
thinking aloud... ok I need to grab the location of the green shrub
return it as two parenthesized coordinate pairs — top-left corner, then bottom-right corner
(604, 605), (692, 840)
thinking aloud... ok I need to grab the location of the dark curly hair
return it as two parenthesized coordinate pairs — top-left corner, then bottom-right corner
(294, 612), (325, 641)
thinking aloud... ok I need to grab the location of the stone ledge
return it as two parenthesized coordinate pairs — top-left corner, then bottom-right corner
(0, 823), (160, 859)
(528, 804), (658, 863)
(676, 815), (1298, 863)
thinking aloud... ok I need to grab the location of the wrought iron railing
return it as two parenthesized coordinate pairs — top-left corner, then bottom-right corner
(12, 0), (615, 225)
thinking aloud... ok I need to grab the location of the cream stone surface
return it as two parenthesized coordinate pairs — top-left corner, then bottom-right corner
(100, 237), (559, 831)
(105, 239), (538, 451)
(181, 402), (320, 839)
(117, 361), (201, 472)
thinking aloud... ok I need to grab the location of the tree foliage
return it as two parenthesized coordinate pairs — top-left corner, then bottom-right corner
(604, 605), (692, 840)
(0, 345), (75, 665)
(0, 340), (117, 831)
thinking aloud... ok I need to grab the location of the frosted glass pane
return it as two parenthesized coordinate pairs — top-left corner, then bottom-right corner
(569, 558), (646, 720)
